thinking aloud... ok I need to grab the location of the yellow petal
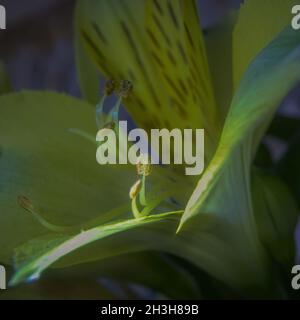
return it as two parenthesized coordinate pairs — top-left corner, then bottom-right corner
(77, 0), (170, 129)
(76, 0), (220, 157)
(145, 0), (219, 135)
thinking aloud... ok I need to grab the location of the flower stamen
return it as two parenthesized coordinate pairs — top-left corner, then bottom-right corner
(129, 179), (142, 200)
(17, 195), (75, 234)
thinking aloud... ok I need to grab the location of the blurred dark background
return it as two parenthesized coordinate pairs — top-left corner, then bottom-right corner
(0, 0), (242, 95)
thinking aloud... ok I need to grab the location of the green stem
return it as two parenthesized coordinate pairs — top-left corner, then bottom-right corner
(139, 174), (147, 206)
(68, 128), (96, 144)
(109, 96), (122, 124)
(28, 209), (77, 234)
(96, 94), (107, 129)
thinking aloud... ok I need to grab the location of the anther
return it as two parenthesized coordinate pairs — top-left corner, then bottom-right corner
(18, 195), (34, 212)
(136, 154), (152, 176)
(119, 80), (133, 98)
(104, 79), (116, 95)
(129, 179), (142, 199)
(17, 195), (76, 233)
(103, 121), (116, 130)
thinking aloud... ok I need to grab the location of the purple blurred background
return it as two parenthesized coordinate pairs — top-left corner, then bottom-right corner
(0, 0), (242, 95)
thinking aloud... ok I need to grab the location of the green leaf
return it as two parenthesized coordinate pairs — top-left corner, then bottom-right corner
(0, 91), (135, 263)
(233, 0), (299, 88)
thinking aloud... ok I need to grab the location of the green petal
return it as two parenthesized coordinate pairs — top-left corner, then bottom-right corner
(233, 0), (299, 88)
(178, 27), (300, 284)
(0, 91), (135, 263)
(181, 27), (300, 226)
(10, 183), (271, 293)
(9, 211), (182, 286)
(11, 210), (255, 291)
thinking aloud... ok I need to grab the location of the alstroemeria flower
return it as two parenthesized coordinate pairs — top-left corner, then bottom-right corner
(1, 0), (300, 298)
